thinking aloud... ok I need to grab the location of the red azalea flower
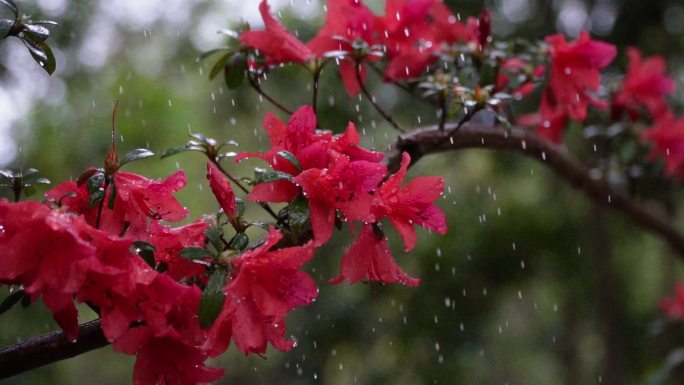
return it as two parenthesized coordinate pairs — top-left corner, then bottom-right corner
(205, 228), (317, 356)
(495, 58), (545, 99)
(294, 153), (386, 245)
(307, 0), (378, 95)
(45, 170), (189, 239)
(113, 170), (188, 234)
(661, 284), (684, 320)
(236, 106), (325, 203)
(642, 112), (684, 180)
(130, 336), (223, 385)
(0, 200), (101, 340)
(240, 0), (314, 65)
(237, 106), (383, 205)
(146, 220), (209, 281)
(379, 0), (474, 80)
(330, 223), (420, 286)
(539, 31), (616, 141)
(373, 152), (446, 251)
(613, 47), (674, 121)
(207, 162), (238, 219)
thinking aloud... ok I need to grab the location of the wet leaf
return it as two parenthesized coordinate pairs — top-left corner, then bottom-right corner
(276, 150), (301, 172)
(198, 267), (227, 328)
(179, 247), (216, 260)
(21, 36), (56, 74)
(253, 168), (293, 184)
(198, 47), (232, 61)
(132, 241), (156, 267)
(0, 0), (17, 17)
(230, 233), (249, 252)
(0, 19), (13, 39)
(77, 167), (101, 187)
(119, 148), (155, 166)
(224, 52), (246, 90)
(87, 172), (105, 195)
(22, 24), (50, 41)
(205, 227), (224, 252)
(235, 197), (245, 217)
(209, 53), (231, 80)
(161, 146), (189, 159)
(0, 290), (25, 316)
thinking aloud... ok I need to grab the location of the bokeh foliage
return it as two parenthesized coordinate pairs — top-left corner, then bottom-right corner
(2, 0), (684, 384)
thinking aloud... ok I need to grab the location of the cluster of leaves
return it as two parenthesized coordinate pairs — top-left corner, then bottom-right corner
(0, 0), (57, 74)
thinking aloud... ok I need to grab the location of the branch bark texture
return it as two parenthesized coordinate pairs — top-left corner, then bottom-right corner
(385, 121), (684, 258)
(0, 319), (107, 379)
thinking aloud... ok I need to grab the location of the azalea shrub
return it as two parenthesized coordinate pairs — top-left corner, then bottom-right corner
(2, 0), (684, 384)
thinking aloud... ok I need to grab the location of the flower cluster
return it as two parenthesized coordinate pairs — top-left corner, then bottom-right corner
(0, 103), (446, 384)
(240, 0), (483, 94)
(238, 105), (446, 286)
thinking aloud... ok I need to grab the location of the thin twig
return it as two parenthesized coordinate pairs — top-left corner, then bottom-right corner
(247, 73), (293, 115)
(355, 61), (404, 132)
(312, 68), (321, 115)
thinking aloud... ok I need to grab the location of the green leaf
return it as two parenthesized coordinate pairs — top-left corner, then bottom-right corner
(253, 168), (293, 184)
(204, 227), (224, 252)
(198, 47), (231, 61)
(132, 241), (156, 267)
(160, 145), (190, 159)
(276, 150), (301, 172)
(21, 36), (56, 74)
(209, 53), (232, 80)
(198, 267), (227, 328)
(88, 189), (105, 208)
(119, 148), (155, 166)
(235, 197), (245, 217)
(0, 290), (24, 316)
(224, 52), (246, 90)
(77, 168), (101, 187)
(287, 196), (310, 236)
(87, 172), (105, 195)
(23, 24), (50, 41)
(0, 19), (14, 39)
(179, 247), (216, 260)
(230, 233), (249, 252)
(0, 0), (17, 17)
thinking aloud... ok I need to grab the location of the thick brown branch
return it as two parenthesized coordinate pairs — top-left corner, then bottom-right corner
(0, 319), (108, 380)
(385, 122), (684, 258)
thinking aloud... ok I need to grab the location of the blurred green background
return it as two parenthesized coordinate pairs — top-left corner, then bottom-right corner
(3, 0), (684, 384)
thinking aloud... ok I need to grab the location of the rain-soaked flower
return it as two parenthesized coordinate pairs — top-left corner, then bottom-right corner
(613, 47), (675, 122)
(538, 31), (616, 142)
(205, 227), (317, 356)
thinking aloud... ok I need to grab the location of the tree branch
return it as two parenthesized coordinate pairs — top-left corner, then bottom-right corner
(5, 120), (684, 379)
(385, 121), (684, 258)
(0, 319), (108, 380)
